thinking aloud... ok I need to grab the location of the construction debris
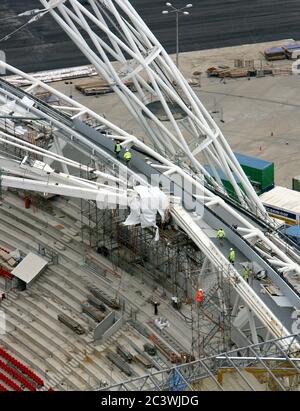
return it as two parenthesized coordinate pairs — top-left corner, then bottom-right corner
(134, 353), (152, 369)
(206, 66), (256, 78)
(57, 313), (86, 335)
(4, 65), (98, 87)
(88, 286), (120, 310)
(116, 344), (134, 363)
(87, 294), (107, 312)
(106, 349), (133, 377)
(264, 47), (286, 61)
(82, 303), (106, 323)
(264, 43), (300, 61)
(143, 343), (157, 356)
(75, 79), (136, 95)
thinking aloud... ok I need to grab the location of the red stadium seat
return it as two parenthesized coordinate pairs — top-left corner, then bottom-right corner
(0, 359), (36, 391)
(0, 267), (13, 280)
(0, 347), (44, 387)
(0, 382), (8, 391)
(0, 371), (23, 391)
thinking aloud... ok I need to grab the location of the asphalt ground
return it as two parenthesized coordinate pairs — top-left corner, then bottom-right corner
(1, 1), (300, 72)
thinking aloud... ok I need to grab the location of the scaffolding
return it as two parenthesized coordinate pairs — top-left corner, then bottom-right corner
(81, 197), (204, 298)
(79, 193), (233, 358)
(191, 266), (232, 358)
(99, 334), (300, 391)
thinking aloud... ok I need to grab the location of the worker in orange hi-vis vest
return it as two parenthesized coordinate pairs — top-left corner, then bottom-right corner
(197, 288), (204, 303)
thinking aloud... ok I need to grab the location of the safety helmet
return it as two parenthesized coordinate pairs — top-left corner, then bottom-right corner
(230, 248), (233, 251)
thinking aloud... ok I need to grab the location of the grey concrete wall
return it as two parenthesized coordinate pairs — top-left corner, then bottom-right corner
(94, 311), (124, 342)
(102, 316), (124, 343)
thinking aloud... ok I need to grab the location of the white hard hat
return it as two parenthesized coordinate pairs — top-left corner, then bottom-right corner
(230, 248), (233, 251)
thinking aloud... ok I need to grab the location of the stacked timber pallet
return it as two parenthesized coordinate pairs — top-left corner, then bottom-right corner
(206, 66), (256, 78)
(76, 79), (136, 95)
(0, 249), (17, 269)
(272, 67), (293, 75)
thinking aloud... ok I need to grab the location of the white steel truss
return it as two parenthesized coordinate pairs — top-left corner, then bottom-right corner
(0, 61), (298, 281)
(100, 334), (300, 391)
(39, 0), (267, 217)
(1, 62), (300, 349)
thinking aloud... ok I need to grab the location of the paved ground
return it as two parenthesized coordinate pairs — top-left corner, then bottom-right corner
(49, 39), (300, 189)
(1, 1), (300, 72)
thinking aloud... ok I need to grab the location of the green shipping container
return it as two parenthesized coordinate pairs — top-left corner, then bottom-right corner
(234, 152), (274, 192)
(222, 179), (244, 201)
(205, 165), (244, 201)
(292, 176), (300, 192)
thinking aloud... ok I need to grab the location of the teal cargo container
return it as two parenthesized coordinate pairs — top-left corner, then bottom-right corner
(205, 152), (274, 199)
(234, 152), (274, 194)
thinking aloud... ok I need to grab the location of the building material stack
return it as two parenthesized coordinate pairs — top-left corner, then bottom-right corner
(206, 66), (256, 78)
(264, 47), (286, 61)
(76, 79), (135, 95)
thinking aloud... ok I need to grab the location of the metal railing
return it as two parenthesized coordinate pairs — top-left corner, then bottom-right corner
(98, 333), (300, 391)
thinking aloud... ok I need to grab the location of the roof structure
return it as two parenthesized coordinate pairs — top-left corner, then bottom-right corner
(11, 252), (48, 284)
(260, 186), (300, 215)
(234, 152), (273, 170)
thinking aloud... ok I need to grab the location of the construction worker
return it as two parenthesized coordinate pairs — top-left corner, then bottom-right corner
(197, 288), (204, 303)
(114, 140), (122, 158)
(153, 301), (159, 316)
(171, 296), (180, 310)
(123, 148), (132, 165)
(228, 248), (236, 265)
(216, 228), (225, 245)
(242, 267), (250, 283)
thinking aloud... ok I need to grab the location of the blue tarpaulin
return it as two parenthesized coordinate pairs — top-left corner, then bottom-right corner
(283, 43), (300, 51)
(265, 47), (284, 54)
(286, 225), (300, 238)
(169, 369), (188, 391)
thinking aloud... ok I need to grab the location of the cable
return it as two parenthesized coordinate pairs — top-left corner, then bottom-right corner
(0, 8), (45, 24)
(0, 21), (30, 43)
(0, 10), (49, 43)
(18, 9), (45, 17)
(0, 16), (19, 23)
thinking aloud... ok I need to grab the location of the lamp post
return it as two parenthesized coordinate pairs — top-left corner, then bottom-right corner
(162, 2), (193, 69)
(65, 81), (73, 99)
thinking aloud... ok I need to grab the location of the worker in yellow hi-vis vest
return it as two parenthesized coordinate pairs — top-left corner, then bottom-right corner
(228, 248), (236, 265)
(114, 140), (122, 159)
(216, 228), (225, 245)
(124, 148), (132, 165)
(242, 267), (250, 283)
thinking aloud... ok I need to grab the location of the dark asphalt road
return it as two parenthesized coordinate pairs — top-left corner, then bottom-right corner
(1, 1), (300, 72)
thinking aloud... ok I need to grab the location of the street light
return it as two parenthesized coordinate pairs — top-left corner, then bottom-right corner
(162, 2), (193, 68)
(65, 81), (73, 99)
